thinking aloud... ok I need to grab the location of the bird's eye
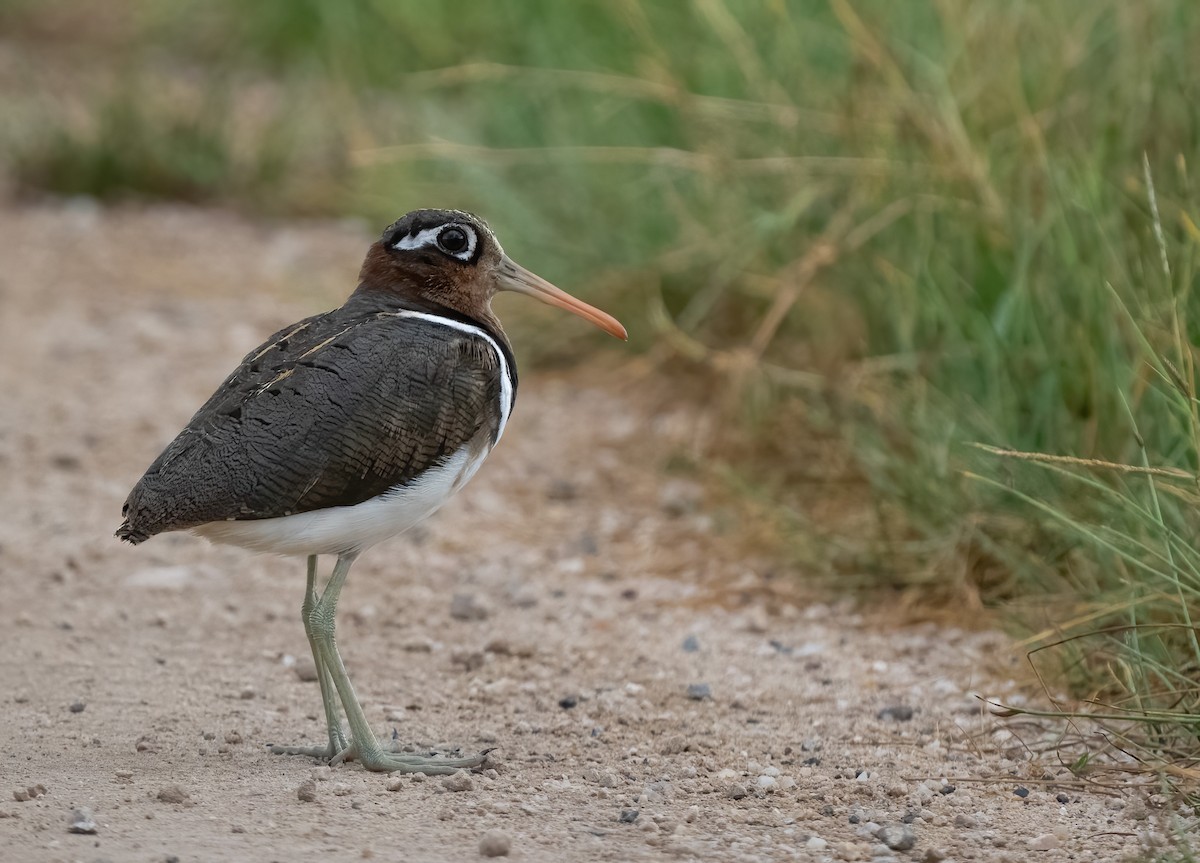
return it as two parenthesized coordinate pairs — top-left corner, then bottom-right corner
(438, 226), (469, 254)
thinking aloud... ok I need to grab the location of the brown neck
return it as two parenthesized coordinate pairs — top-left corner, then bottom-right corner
(354, 242), (508, 344)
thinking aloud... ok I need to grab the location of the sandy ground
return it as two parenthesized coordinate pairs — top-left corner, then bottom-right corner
(0, 203), (1174, 862)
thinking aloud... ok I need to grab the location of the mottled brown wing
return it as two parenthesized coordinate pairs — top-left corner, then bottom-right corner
(117, 304), (503, 542)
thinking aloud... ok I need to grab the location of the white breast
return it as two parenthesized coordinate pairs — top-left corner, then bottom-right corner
(193, 443), (491, 556)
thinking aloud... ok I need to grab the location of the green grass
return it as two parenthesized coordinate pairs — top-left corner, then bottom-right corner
(5, 0), (1200, 788)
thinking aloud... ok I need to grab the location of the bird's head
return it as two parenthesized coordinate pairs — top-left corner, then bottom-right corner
(358, 209), (627, 340)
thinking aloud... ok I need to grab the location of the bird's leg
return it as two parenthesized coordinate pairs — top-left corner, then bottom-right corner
(269, 555), (349, 760)
(310, 551), (487, 774)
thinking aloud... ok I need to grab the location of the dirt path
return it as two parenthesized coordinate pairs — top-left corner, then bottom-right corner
(0, 203), (1164, 861)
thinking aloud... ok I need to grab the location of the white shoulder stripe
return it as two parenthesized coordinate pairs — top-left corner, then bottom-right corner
(383, 310), (514, 442)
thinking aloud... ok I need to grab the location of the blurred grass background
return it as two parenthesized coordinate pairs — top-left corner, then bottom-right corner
(4, 0), (1200, 784)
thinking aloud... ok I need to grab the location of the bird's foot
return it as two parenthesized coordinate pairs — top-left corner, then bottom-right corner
(331, 741), (492, 774)
(268, 727), (350, 761)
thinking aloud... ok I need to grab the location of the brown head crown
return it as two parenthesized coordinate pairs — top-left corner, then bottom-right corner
(358, 209), (627, 341)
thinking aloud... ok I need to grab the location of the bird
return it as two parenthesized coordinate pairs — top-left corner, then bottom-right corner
(117, 209), (627, 773)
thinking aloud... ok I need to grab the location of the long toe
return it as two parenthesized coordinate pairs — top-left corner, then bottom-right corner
(357, 746), (489, 774)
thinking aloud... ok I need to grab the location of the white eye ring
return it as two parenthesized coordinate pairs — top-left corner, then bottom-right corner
(392, 224), (478, 261)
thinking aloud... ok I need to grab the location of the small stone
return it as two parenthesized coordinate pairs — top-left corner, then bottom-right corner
(686, 683), (712, 700)
(546, 479), (577, 501)
(450, 649), (485, 671)
(69, 701), (86, 714)
(386, 779), (405, 792)
(806, 836), (827, 852)
(756, 775), (777, 791)
(156, 786), (189, 804)
(442, 771), (473, 793)
(67, 807), (97, 834)
(224, 731), (243, 745)
(922, 849), (948, 863)
(598, 771), (619, 788)
(619, 809), (640, 823)
(239, 686), (256, 700)
(954, 813), (977, 829)
(12, 789), (28, 803)
(939, 784), (956, 795)
(558, 696), (578, 710)
(293, 657), (319, 682)
(479, 829), (511, 857)
(450, 593), (488, 621)
(682, 635), (700, 653)
(297, 780), (318, 802)
(876, 824), (916, 851)
(1029, 834), (1060, 851)
(659, 479), (702, 516)
(726, 784), (747, 800)
(1056, 792), (1069, 804)
(1014, 786), (1029, 798)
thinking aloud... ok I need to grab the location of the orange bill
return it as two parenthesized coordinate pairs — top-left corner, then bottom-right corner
(497, 257), (628, 340)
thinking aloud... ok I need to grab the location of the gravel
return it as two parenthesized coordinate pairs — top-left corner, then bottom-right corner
(478, 829), (511, 857)
(67, 807), (97, 834)
(157, 785), (190, 804)
(442, 771), (474, 792)
(686, 683), (712, 700)
(450, 593), (489, 621)
(296, 781), (318, 803)
(876, 823), (917, 851)
(68, 700), (86, 713)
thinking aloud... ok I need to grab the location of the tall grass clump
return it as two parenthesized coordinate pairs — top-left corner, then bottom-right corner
(5, 0), (1200, 761)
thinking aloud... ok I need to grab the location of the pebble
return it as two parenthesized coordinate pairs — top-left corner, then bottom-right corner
(558, 696), (578, 710)
(922, 849), (948, 862)
(727, 784), (747, 800)
(876, 824), (916, 851)
(67, 807), (97, 834)
(805, 836), (827, 852)
(386, 779), (405, 792)
(450, 593), (489, 621)
(239, 686), (257, 700)
(293, 657), (319, 682)
(686, 683), (712, 700)
(479, 829), (511, 857)
(442, 771), (473, 792)
(296, 781), (318, 803)
(1056, 792), (1069, 804)
(1014, 786), (1029, 798)
(954, 813), (977, 829)
(619, 809), (640, 823)
(682, 635), (700, 653)
(156, 786), (190, 804)
(68, 701), (86, 714)
(224, 731), (243, 745)
(756, 776), (777, 791)
(1029, 833), (1060, 851)
(877, 705), (914, 721)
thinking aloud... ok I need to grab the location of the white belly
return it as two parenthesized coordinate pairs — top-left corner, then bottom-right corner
(192, 445), (489, 556)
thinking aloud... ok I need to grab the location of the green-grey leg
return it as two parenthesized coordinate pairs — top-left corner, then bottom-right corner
(269, 555), (349, 760)
(309, 551), (487, 774)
